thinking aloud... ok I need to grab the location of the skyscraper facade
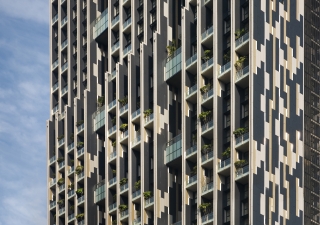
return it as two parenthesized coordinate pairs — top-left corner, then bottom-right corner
(47, 0), (315, 225)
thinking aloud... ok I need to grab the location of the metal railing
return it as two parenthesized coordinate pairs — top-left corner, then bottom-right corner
(235, 132), (249, 145)
(58, 138), (65, 146)
(186, 53), (197, 68)
(123, 44), (132, 56)
(109, 177), (117, 185)
(120, 104), (128, 114)
(108, 125), (117, 135)
(235, 32), (249, 47)
(109, 202), (117, 211)
(120, 209), (129, 218)
(49, 155), (56, 164)
(120, 183), (129, 192)
(145, 196), (154, 206)
(219, 62), (231, 75)
(52, 82), (59, 92)
(77, 123), (84, 133)
(61, 39), (68, 50)
(132, 108), (141, 119)
(61, 62), (68, 73)
(202, 89), (213, 102)
(59, 161), (65, 169)
(235, 66), (249, 81)
(77, 147), (84, 156)
(201, 120), (214, 132)
(187, 175), (197, 185)
(108, 99), (117, 109)
(145, 113), (154, 124)
(59, 207), (65, 215)
(111, 41), (120, 53)
(108, 69), (117, 81)
(52, 14), (58, 24)
(235, 164), (249, 178)
(201, 57), (214, 71)
(218, 158), (231, 169)
(132, 189), (141, 199)
(201, 25), (214, 40)
(111, 14), (120, 26)
(202, 182), (213, 193)
(123, 17), (132, 29)
(186, 84), (197, 97)
(68, 142), (74, 151)
(77, 195), (85, 204)
(61, 16), (68, 27)
(52, 59), (59, 70)
(61, 85), (68, 96)
(201, 212), (214, 223)
(201, 151), (214, 162)
(109, 151), (116, 160)
(132, 135), (141, 146)
(186, 145), (197, 156)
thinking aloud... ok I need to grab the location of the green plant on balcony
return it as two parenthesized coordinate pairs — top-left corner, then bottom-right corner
(202, 50), (212, 61)
(57, 135), (64, 141)
(112, 169), (116, 175)
(222, 147), (231, 159)
(235, 28), (246, 40)
(71, 159), (74, 164)
(143, 191), (152, 199)
(234, 56), (246, 72)
(113, 194), (116, 202)
(70, 133), (74, 141)
(233, 127), (248, 138)
(57, 178), (65, 185)
(200, 83), (212, 94)
(190, 166), (197, 176)
(69, 205), (74, 212)
(57, 157), (64, 163)
(118, 204), (128, 212)
(75, 165), (84, 175)
(201, 144), (212, 154)
(135, 180), (141, 190)
(234, 159), (247, 169)
(112, 220), (117, 225)
(118, 96), (128, 107)
(192, 134), (197, 144)
(76, 213), (84, 220)
(120, 178), (128, 186)
(223, 50), (230, 63)
(199, 203), (212, 214)
(166, 39), (177, 58)
(143, 109), (153, 118)
(76, 120), (84, 126)
(112, 116), (116, 125)
(57, 199), (65, 205)
(119, 123), (128, 132)
(112, 141), (116, 147)
(198, 111), (212, 124)
(97, 96), (105, 107)
(76, 188), (84, 196)
(77, 141), (84, 148)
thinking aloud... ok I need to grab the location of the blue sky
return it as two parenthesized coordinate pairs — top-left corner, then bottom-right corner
(0, 0), (49, 224)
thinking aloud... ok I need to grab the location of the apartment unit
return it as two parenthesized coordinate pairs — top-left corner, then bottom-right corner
(47, 0), (312, 225)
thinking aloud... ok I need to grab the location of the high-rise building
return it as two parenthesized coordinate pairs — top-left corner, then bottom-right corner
(47, 0), (319, 225)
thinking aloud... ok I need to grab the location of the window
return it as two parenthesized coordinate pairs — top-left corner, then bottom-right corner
(242, 5), (249, 21)
(224, 114), (230, 128)
(226, 192), (230, 206)
(151, 12), (156, 23)
(226, 177), (230, 189)
(224, 209), (230, 222)
(114, 5), (119, 16)
(242, 201), (249, 216)
(226, 83), (230, 96)
(244, 87), (249, 100)
(226, 36), (231, 48)
(244, 184), (248, 198)
(224, 20), (230, 33)
(226, 99), (230, 111)
(242, 104), (249, 118)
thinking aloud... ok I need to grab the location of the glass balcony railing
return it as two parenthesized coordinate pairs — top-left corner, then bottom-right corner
(145, 113), (154, 124)
(52, 59), (59, 70)
(201, 120), (213, 132)
(52, 14), (58, 24)
(235, 65), (249, 81)
(93, 8), (108, 39)
(94, 180), (106, 203)
(218, 158), (231, 170)
(235, 164), (249, 178)
(77, 147), (84, 156)
(120, 209), (129, 218)
(111, 14), (120, 26)
(109, 69), (117, 80)
(109, 177), (117, 186)
(120, 104), (128, 114)
(59, 183), (65, 192)
(109, 151), (116, 160)
(49, 155), (56, 164)
(165, 47), (182, 80)
(235, 32), (249, 47)
(235, 132), (249, 145)
(186, 84), (197, 97)
(186, 53), (197, 68)
(132, 189), (141, 199)
(77, 123), (84, 133)
(61, 62), (68, 73)
(50, 178), (56, 186)
(109, 202), (117, 211)
(132, 135), (141, 146)
(134, 217), (141, 225)
(123, 17), (132, 29)
(78, 220), (85, 225)
(61, 16), (68, 27)
(59, 161), (65, 169)
(58, 138), (65, 146)
(186, 145), (197, 156)
(61, 85), (68, 96)
(172, 221), (181, 225)
(201, 57), (213, 71)
(202, 182), (213, 193)
(93, 106), (105, 131)
(219, 62), (231, 75)
(68, 189), (75, 198)
(166, 134), (182, 163)
(187, 175), (197, 185)
(111, 41), (120, 53)
(202, 89), (213, 102)
(201, 25), (214, 40)
(68, 142), (74, 151)
(52, 82), (59, 92)
(132, 108), (141, 119)
(59, 207), (65, 215)
(77, 195), (85, 204)
(52, 104), (59, 113)
(201, 212), (214, 223)
(120, 183), (129, 192)
(78, 171), (85, 180)
(68, 166), (74, 174)
(201, 151), (213, 163)
(108, 99), (117, 109)
(61, 0), (66, 4)
(123, 44), (132, 56)
(108, 125), (117, 135)
(145, 196), (154, 206)
(121, 130), (128, 140)
(50, 201), (56, 208)
(68, 213), (75, 221)
(61, 39), (68, 50)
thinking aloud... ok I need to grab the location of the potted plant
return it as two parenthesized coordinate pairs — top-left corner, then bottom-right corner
(57, 199), (65, 206)
(222, 147), (231, 159)
(76, 213), (84, 220)
(235, 28), (246, 40)
(119, 124), (128, 132)
(200, 84), (211, 94)
(233, 127), (248, 138)
(76, 120), (84, 127)
(118, 96), (128, 107)
(201, 144), (212, 154)
(202, 50), (212, 61)
(199, 203), (212, 214)
(77, 141), (84, 148)
(234, 56), (246, 71)
(135, 180), (141, 190)
(97, 96), (105, 107)
(223, 50), (230, 63)
(143, 109), (153, 118)
(112, 169), (116, 175)
(75, 165), (84, 175)
(57, 135), (64, 141)
(198, 111), (212, 123)
(76, 188), (84, 196)
(143, 191), (152, 199)
(190, 166), (197, 176)
(112, 141), (116, 147)
(112, 220), (117, 225)
(118, 204), (128, 212)
(57, 157), (64, 163)
(69, 205), (74, 212)
(166, 39), (177, 58)
(57, 178), (65, 185)
(69, 133), (74, 141)
(234, 159), (247, 169)
(119, 178), (128, 186)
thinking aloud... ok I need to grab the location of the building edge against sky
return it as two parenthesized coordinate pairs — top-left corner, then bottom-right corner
(46, 0), (317, 225)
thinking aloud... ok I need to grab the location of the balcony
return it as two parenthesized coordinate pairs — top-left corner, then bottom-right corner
(61, 16), (68, 28)
(108, 99), (117, 110)
(186, 84), (197, 102)
(109, 177), (117, 186)
(145, 196), (154, 208)
(49, 155), (56, 164)
(93, 106), (105, 132)
(132, 189), (141, 202)
(186, 145), (197, 160)
(202, 182), (213, 195)
(235, 132), (249, 149)
(186, 175), (197, 190)
(52, 59), (59, 70)
(218, 158), (231, 175)
(67, 142), (74, 152)
(134, 217), (141, 225)
(111, 41), (120, 54)
(201, 212), (214, 224)
(58, 161), (65, 169)
(61, 62), (68, 74)
(201, 57), (213, 73)
(235, 164), (249, 183)
(109, 202), (117, 212)
(77, 171), (85, 181)
(123, 44), (132, 57)
(68, 189), (75, 198)
(172, 221), (182, 225)
(68, 166), (74, 175)
(58, 138), (65, 147)
(52, 82), (59, 92)
(120, 104), (128, 115)
(201, 26), (214, 47)
(93, 8), (108, 41)
(165, 47), (182, 81)
(132, 108), (141, 121)
(59, 183), (65, 192)
(121, 130), (129, 142)
(108, 69), (117, 81)
(111, 14), (120, 27)
(120, 209), (129, 219)
(49, 178), (56, 186)
(108, 125), (117, 137)
(120, 183), (129, 193)
(201, 120), (214, 134)
(50, 201), (56, 209)
(109, 151), (117, 161)
(94, 180), (106, 204)
(59, 207), (65, 215)
(202, 88), (213, 105)
(61, 85), (68, 97)
(61, 39), (68, 51)
(77, 123), (84, 134)
(201, 151), (214, 164)
(235, 32), (249, 50)
(52, 14), (58, 25)
(52, 104), (59, 114)
(77, 147), (84, 157)
(144, 113), (154, 128)
(77, 195), (85, 205)
(78, 220), (85, 225)
(165, 134), (182, 164)
(68, 213), (75, 222)
(123, 17), (132, 32)
(218, 62), (231, 82)
(132, 135), (141, 148)
(186, 53), (197, 72)
(235, 65), (249, 87)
